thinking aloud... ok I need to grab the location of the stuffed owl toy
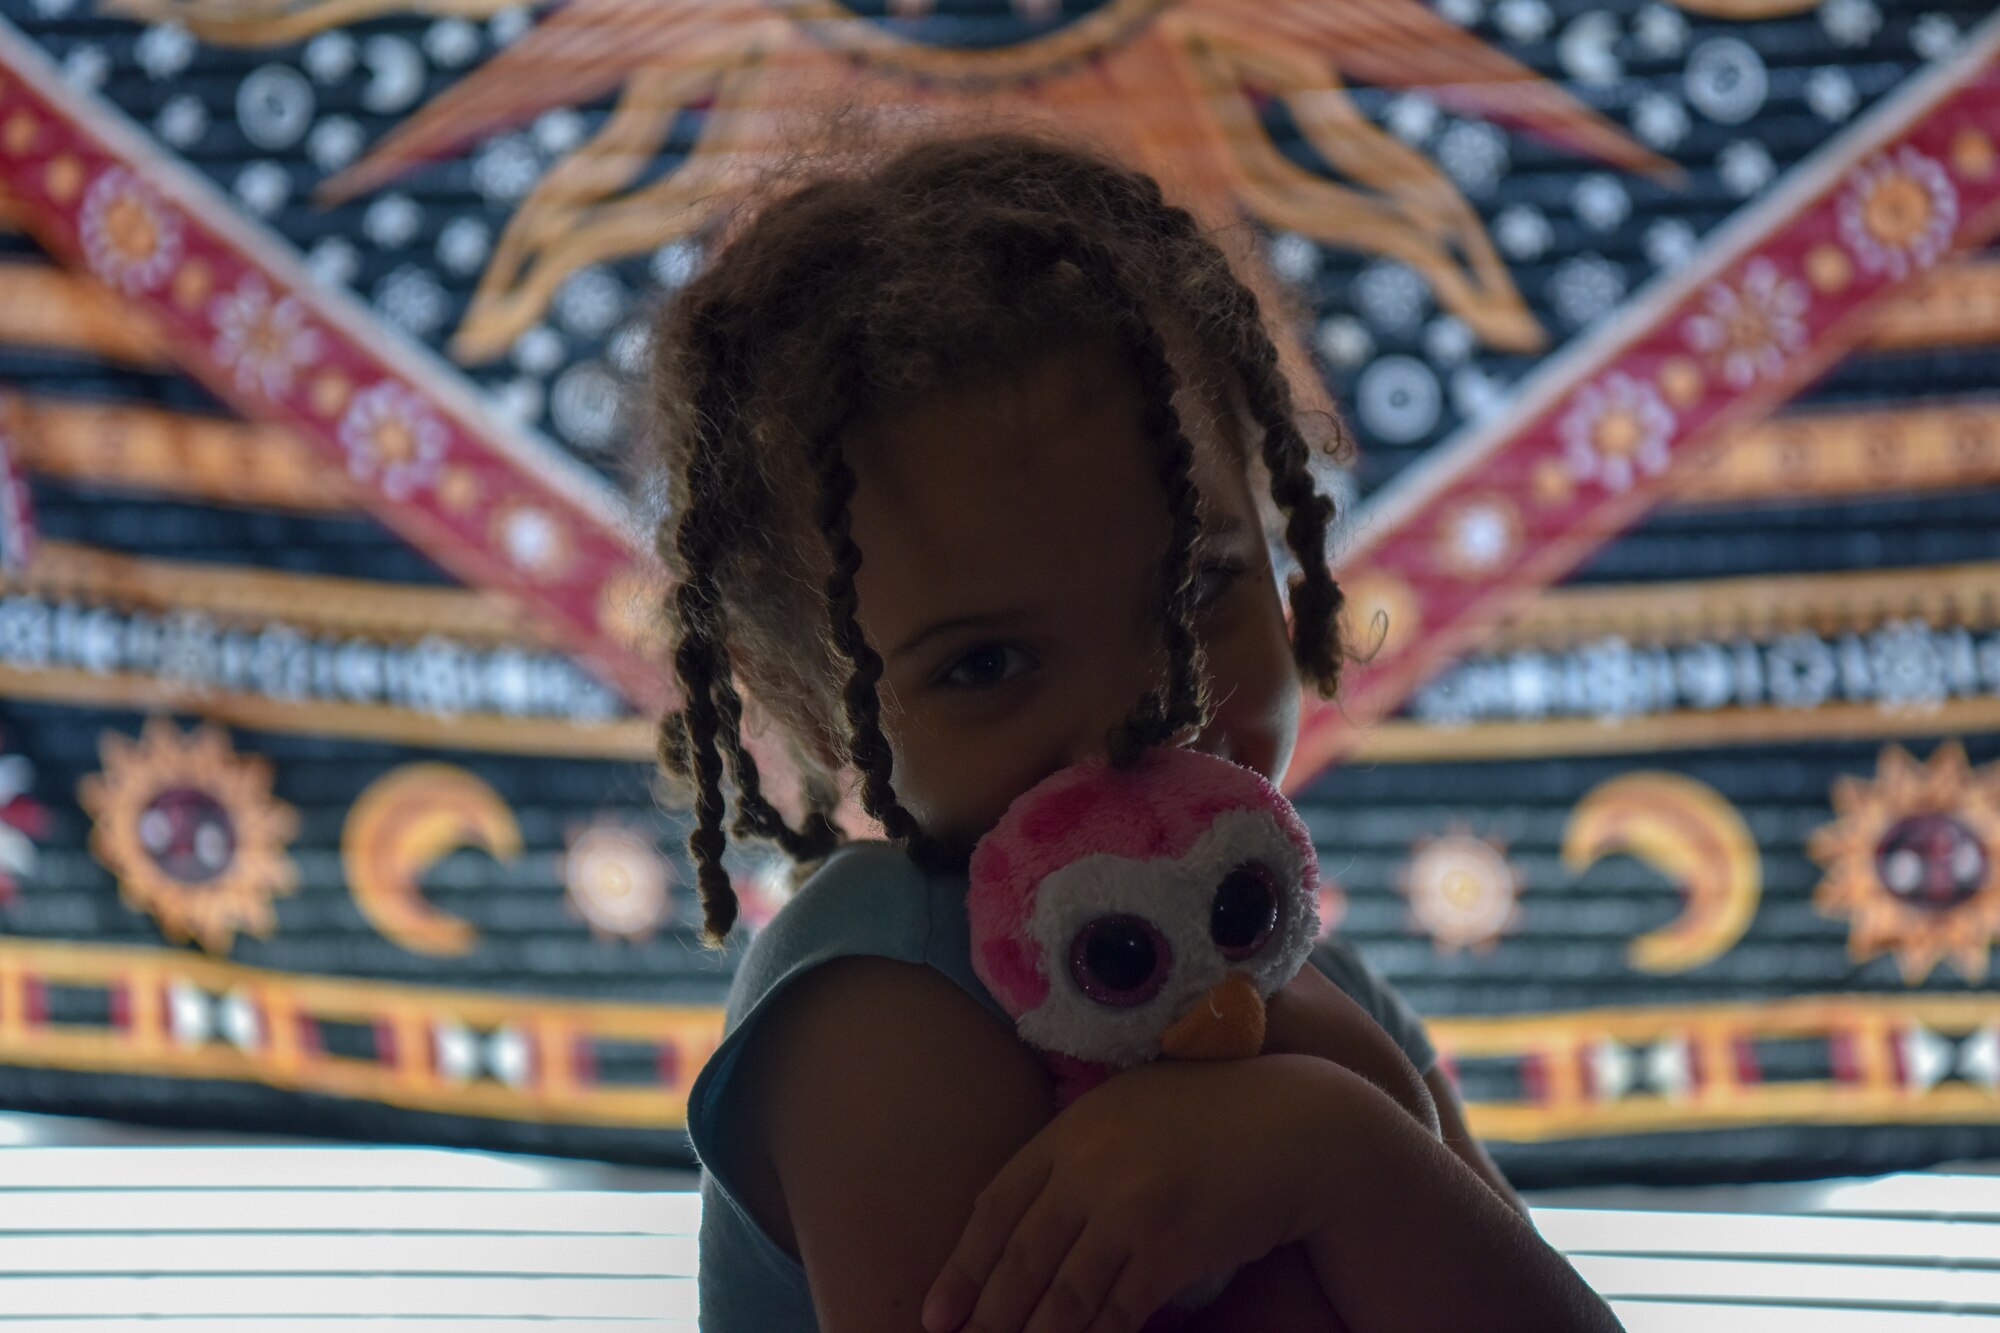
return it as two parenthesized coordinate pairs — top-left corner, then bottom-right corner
(966, 747), (1323, 1327)
(967, 745), (1322, 1106)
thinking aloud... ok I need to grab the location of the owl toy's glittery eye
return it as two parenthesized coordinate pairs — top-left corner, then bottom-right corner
(1212, 861), (1279, 960)
(1069, 913), (1171, 1007)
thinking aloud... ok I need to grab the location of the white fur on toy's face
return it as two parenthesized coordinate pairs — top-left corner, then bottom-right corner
(1014, 807), (1319, 1068)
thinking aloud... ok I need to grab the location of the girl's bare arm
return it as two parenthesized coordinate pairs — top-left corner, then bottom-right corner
(1263, 965), (1437, 1134)
(1181, 1077), (1527, 1329)
(1285, 1058), (1623, 1333)
(1267, 964), (1533, 1218)
(1428, 1065), (1532, 1217)
(747, 955), (1056, 1331)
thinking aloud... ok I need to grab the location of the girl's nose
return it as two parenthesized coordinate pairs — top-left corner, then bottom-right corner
(1067, 704), (1207, 771)
(1170, 721), (1235, 766)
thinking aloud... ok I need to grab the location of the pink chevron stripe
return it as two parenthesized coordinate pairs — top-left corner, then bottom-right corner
(1288, 18), (2000, 792)
(0, 24), (661, 712)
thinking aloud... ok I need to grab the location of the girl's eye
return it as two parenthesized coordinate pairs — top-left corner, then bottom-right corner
(938, 644), (1034, 690)
(1196, 562), (1247, 607)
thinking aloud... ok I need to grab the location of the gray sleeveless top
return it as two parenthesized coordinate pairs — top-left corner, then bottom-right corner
(685, 840), (1435, 1331)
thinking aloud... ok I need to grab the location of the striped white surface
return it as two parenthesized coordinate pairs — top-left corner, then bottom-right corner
(0, 1117), (700, 1328)
(0, 1116), (1994, 1328)
(1539, 1167), (2000, 1329)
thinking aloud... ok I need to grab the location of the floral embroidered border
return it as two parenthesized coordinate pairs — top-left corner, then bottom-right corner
(0, 23), (661, 710)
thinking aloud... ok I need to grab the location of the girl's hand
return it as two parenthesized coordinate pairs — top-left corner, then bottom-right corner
(1261, 965), (1439, 1138)
(920, 1054), (1336, 1333)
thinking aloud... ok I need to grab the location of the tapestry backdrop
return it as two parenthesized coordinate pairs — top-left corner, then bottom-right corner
(0, 0), (1996, 1188)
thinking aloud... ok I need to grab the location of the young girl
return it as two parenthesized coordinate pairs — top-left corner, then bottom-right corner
(658, 131), (1620, 1332)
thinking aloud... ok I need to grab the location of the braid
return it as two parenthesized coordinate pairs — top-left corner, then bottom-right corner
(1230, 289), (1345, 695)
(1138, 344), (1209, 743)
(662, 313), (837, 950)
(806, 356), (927, 847)
(1104, 301), (1209, 766)
(711, 667), (842, 861)
(665, 460), (737, 949)
(1134, 196), (1346, 696)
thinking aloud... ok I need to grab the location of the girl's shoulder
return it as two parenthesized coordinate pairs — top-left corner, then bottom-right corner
(719, 841), (932, 1023)
(688, 840), (1013, 1181)
(687, 842), (1050, 1326)
(719, 840), (1006, 1028)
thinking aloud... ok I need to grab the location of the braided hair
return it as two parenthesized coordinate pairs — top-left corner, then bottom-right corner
(646, 131), (1352, 950)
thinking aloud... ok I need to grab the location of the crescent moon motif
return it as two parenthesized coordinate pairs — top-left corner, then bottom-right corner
(342, 763), (523, 957)
(1563, 771), (1761, 974)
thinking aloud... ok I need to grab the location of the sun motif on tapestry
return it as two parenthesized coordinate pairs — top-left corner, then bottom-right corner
(1400, 828), (1522, 954)
(77, 718), (300, 955)
(563, 818), (676, 943)
(1809, 742), (2000, 986)
(114, 0), (1672, 393)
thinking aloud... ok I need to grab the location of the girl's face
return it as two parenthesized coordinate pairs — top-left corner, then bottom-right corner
(844, 338), (1303, 863)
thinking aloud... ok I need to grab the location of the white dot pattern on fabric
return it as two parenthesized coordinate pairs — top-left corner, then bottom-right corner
(1358, 356), (1444, 444)
(1353, 260), (1431, 332)
(1436, 120), (1509, 196)
(1550, 254), (1627, 328)
(1685, 38), (1768, 125)
(303, 31), (356, 83)
(238, 66), (316, 150)
(551, 363), (624, 452)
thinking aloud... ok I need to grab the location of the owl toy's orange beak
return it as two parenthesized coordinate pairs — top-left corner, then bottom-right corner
(1159, 972), (1265, 1061)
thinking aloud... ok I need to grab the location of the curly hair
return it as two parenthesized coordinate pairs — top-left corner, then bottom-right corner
(645, 129), (1351, 950)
